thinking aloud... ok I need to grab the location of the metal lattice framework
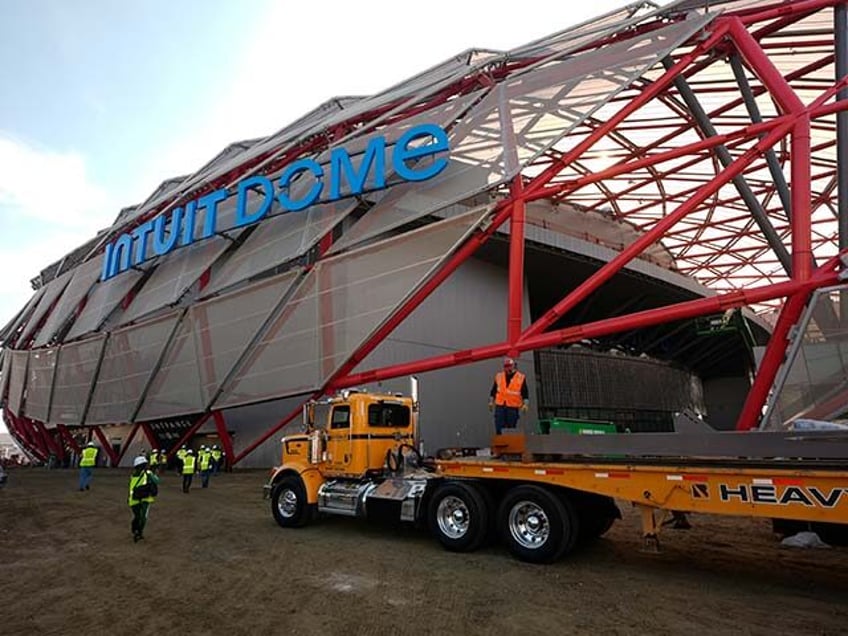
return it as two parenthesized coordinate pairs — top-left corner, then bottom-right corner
(2, 0), (848, 465)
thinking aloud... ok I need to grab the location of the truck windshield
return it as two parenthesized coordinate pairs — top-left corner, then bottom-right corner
(312, 403), (332, 430)
(368, 402), (410, 428)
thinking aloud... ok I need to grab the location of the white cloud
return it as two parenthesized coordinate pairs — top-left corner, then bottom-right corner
(0, 134), (113, 231)
(0, 134), (114, 329)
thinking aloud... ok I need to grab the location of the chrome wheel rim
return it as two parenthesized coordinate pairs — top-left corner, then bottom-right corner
(436, 495), (470, 539)
(278, 488), (298, 518)
(508, 500), (550, 549)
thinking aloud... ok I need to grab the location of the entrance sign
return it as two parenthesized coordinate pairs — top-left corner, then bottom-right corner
(101, 123), (450, 281)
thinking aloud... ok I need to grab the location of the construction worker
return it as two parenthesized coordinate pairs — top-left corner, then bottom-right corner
(129, 455), (159, 543)
(488, 357), (530, 435)
(148, 448), (160, 474)
(78, 441), (99, 491)
(175, 445), (187, 475)
(211, 445), (222, 474)
(158, 448), (167, 470)
(181, 449), (196, 493)
(198, 445), (213, 488)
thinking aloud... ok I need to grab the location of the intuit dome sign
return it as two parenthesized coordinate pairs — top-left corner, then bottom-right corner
(101, 123), (450, 281)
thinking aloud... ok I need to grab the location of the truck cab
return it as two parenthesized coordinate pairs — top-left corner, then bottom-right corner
(266, 389), (429, 527)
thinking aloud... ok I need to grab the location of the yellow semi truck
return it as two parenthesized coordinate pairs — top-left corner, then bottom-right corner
(264, 388), (848, 563)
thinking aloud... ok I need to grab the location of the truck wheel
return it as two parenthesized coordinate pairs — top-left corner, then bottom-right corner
(498, 485), (577, 563)
(428, 482), (489, 552)
(271, 475), (310, 528)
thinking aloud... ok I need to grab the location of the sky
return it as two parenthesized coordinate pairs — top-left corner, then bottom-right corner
(0, 0), (639, 433)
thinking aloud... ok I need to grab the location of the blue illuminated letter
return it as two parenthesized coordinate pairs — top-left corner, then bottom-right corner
(277, 159), (324, 211)
(235, 176), (274, 228)
(329, 136), (386, 200)
(181, 200), (198, 246)
(131, 220), (154, 266)
(108, 233), (134, 278)
(198, 188), (228, 239)
(392, 123), (449, 182)
(153, 207), (183, 256)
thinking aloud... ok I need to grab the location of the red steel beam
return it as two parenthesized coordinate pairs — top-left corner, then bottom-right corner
(139, 422), (159, 450)
(232, 401), (306, 466)
(91, 426), (119, 467)
(213, 411), (235, 470)
(166, 412), (213, 460)
(507, 177), (526, 346)
(524, 20), (732, 199)
(736, 291), (812, 430)
(521, 119), (795, 340)
(57, 424), (81, 455)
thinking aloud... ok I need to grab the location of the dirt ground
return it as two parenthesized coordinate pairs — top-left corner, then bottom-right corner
(1, 468), (847, 636)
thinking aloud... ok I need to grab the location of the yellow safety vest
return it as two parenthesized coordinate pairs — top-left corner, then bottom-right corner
(182, 455), (196, 474)
(149, 453), (159, 467)
(494, 371), (526, 408)
(211, 450), (222, 462)
(80, 447), (98, 467)
(199, 452), (211, 471)
(128, 471), (156, 505)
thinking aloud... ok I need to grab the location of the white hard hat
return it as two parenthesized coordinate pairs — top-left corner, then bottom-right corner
(87, 441), (96, 447)
(133, 456), (148, 467)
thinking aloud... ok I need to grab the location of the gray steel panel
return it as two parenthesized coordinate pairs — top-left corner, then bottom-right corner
(33, 257), (104, 347)
(65, 270), (143, 340)
(49, 336), (106, 425)
(23, 348), (58, 422)
(17, 270), (74, 344)
(215, 210), (485, 410)
(7, 349), (28, 415)
(86, 312), (180, 425)
(0, 349), (10, 403)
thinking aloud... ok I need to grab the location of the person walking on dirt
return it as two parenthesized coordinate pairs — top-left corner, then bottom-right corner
(181, 449), (197, 493)
(78, 441), (99, 491)
(129, 455), (159, 543)
(488, 357), (529, 435)
(198, 445), (213, 488)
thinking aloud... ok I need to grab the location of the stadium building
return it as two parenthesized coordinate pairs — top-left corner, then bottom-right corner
(2, 0), (848, 468)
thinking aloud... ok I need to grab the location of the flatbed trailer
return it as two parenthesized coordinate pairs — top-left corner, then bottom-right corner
(437, 452), (848, 550)
(264, 390), (848, 563)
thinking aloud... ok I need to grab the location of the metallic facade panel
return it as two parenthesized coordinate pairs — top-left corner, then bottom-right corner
(135, 315), (202, 421)
(215, 210), (484, 409)
(203, 201), (351, 297)
(0, 349), (10, 403)
(7, 349), (28, 416)
(137, 269), (300, 420)
(119, 237), (232, 325)
(32, 257), (104, 347)
(23, 348), (58, 422)
(17, 270), (74, 345)
(86, 313), (180, 425)
(49, 336), (106, 425)
(65, 270), (143, 340)
(195, 270), (300, 406)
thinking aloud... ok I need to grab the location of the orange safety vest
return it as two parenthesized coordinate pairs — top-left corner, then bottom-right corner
(494, 371), (525, 408)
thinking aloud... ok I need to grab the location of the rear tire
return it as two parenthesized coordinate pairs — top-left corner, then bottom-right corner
(271, 475), (310, 528)
(498, 485), (578, 563)
(428, 481), (489, 552)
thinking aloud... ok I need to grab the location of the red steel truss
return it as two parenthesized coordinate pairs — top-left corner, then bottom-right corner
(5, 0), (848, 462)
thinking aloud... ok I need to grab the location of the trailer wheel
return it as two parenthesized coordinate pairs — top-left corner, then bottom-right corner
(428, 482), (489, 552)
(271, 475), (310, 528)
(498, 485), (577, 563)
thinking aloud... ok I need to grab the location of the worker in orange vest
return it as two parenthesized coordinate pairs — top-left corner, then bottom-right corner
(488, 357), (529, 434)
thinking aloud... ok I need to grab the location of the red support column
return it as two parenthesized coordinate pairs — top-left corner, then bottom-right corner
(521, 119), (796, 340)
(735, 291), (811, 430)
(117, 423), (140, 466)
(166, 412), (212, 461)
(92, 426), (119, 467)
(791, 116), (813, 281)
(231, 402), (306, 466)
(213, 412), (235, 470)
(507, 177), (526, 346)
(57, 424), (81, 455)
(139, 422), (159, 449)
